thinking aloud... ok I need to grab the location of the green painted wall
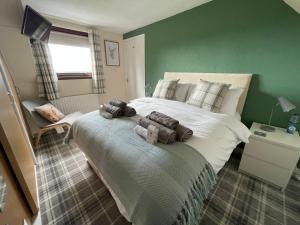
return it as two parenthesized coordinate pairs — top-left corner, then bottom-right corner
(124, 0), (300, 166)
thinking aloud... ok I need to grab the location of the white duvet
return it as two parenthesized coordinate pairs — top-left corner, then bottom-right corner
(129, 97), (251, 173)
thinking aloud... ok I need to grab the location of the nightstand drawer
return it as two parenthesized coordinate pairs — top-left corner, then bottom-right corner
(244, 137), (299, 169)
(239, 155), (291, 188)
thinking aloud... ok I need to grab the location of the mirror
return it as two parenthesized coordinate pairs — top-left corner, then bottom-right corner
(0, 168), (6, 212)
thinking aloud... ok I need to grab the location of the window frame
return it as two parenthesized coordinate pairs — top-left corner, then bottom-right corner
(56, 72), (92, 80)
(50, 26), (92, 80)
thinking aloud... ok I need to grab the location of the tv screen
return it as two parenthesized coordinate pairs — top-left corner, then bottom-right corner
(21, 6), (52, 43)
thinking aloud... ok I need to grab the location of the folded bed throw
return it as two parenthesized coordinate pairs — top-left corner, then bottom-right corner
(138, 117), (177, 144)
(67, 111), (217, 225)
(146, 111), (179, 129)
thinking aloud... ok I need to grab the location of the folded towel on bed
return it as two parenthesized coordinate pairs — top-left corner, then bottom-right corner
(147, 124), (159, 144)
(176, 124), (193, 142)
(134, 124), (159, 144)
(109, 99), (127, 109)
(100, 111), (113, 119)
(124, 106), (136, 117)
(146, 111), (179, 129)
(134, 125), (148, 139)
(103, 103), (123, 117)
(138, 117), (176, 144)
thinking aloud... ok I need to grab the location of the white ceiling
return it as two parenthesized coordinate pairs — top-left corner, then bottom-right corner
(21, 0), (212, 34)
(21, 0), (300, 34)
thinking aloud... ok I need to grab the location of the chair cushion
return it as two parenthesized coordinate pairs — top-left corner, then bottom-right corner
(22, 98), (52, 128)
(51, 112), (83, 126)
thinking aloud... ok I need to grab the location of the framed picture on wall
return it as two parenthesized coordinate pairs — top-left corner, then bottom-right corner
(104, 40), (120, 66)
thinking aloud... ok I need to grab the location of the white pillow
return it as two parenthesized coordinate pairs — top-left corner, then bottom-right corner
(220, 88), (243, 115)
(172, 83), (190, 102)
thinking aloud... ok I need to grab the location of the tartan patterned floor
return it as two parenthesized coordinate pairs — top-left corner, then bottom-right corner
(35, 132), (300, 225)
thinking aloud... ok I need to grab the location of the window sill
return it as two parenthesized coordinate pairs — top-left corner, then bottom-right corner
(57, 73), (92, 80)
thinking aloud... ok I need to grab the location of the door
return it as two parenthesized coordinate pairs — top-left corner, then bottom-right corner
(124, 34), (145, 100)
(0, 53), (38, 214)
(0, 144), (32, 225)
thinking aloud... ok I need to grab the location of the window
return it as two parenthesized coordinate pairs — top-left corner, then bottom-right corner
(48, 44), (92, 80)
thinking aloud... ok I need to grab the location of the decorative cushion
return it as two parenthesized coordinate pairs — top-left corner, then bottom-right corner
(220, 88), (243, 115)
(186, 80), (231, 112)
(35, 103), (65, 123)
(185, 84), (197, 101)
(152, 79), (179, 99)
(172, 83), (191, 102)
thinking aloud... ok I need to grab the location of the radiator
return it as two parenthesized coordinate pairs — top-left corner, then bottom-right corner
(51, 94), (100, 115)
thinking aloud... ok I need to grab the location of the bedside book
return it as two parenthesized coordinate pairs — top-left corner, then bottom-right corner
(239, 122), (300, 190)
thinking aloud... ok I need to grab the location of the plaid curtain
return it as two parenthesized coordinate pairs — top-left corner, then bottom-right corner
(31, 42), (59, 100)
(88, 29), (105, 94)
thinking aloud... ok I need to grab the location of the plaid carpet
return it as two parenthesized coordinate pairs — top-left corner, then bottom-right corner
(36, 132), (300, 225)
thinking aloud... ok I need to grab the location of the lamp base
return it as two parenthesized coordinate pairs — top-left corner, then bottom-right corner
(260, 125), (275, 132)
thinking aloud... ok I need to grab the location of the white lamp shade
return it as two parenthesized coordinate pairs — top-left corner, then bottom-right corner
(278, 97), (296, 112)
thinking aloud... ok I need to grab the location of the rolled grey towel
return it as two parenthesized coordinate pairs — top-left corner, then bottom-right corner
(146, 111), (179, 129)
(147, 125), (159, 144)
(124, 106), (136, 117)
(134, 125), (148, 140)
(176, 124), (193, 142)
(138, 117), (176, 144)
(134, 125), (159, 144)
(103, 103), (123, 117)
(100, 111), (113, 119)
(109, 99), (127, 110)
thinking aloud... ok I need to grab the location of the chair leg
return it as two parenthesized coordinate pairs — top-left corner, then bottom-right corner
(35, 130), (43, 148)
(64, 125), (72, 141)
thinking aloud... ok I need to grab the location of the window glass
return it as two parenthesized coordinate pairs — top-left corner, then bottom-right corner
(48, 44), (92, 74)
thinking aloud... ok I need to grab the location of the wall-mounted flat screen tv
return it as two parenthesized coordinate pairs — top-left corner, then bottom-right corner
(21, 5), (52, 43)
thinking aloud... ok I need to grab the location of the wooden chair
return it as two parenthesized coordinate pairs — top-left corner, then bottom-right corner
(22, 98), (82, 147)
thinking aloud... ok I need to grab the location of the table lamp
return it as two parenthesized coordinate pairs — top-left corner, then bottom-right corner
(260, 97), (296, 132)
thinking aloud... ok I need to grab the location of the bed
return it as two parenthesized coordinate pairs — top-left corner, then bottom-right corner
(68, 72), (252, 225)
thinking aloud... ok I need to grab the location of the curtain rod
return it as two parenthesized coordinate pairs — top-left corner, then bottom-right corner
(51, 26), (88, 37)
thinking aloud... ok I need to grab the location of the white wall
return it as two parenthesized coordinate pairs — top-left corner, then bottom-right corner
(0, 0), (38, 99)
(0, 0), (127, 103)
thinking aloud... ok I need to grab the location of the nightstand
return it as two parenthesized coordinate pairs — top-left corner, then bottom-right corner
(239, 122), (300, 190)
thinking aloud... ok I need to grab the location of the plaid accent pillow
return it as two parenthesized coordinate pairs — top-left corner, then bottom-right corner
(152, 79), (179, 99)
(186, 80), (231, 112)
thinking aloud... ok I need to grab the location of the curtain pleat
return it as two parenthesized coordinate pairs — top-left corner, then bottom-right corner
(31, 42), (59, 100)
(88, 29), (105, 94)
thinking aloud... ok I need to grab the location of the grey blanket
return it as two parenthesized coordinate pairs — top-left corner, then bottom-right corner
(67, 111), (216, 225)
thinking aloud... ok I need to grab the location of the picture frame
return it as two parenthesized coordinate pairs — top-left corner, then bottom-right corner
(104, 40), (120, 66)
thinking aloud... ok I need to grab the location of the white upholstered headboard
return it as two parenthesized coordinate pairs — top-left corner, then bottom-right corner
(164, 72), (252, 114)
